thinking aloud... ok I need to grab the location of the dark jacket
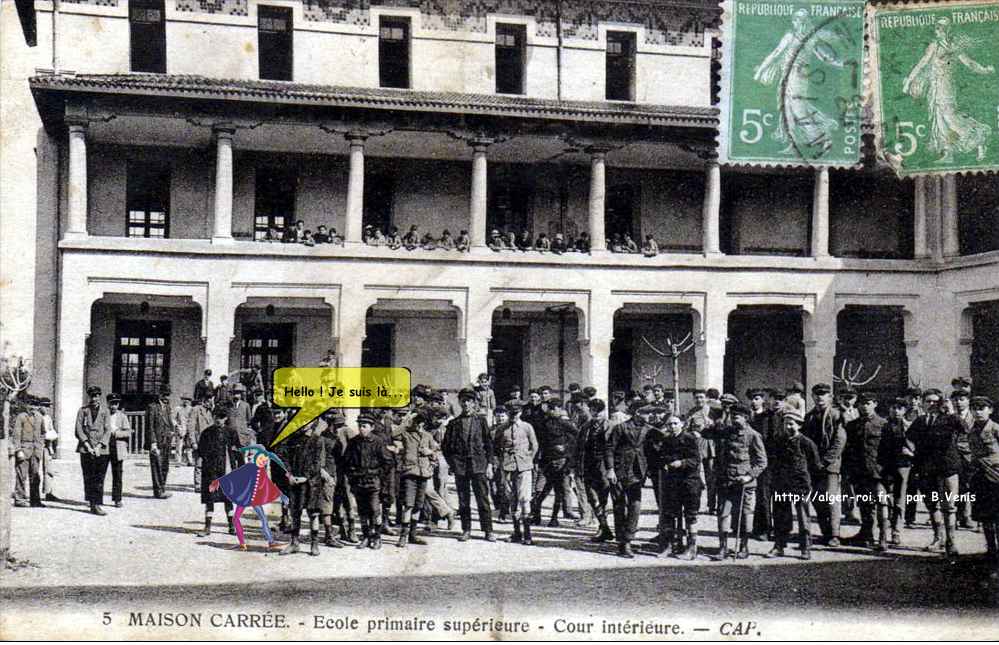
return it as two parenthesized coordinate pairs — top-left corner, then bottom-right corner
(250, 401), (275, 446)
(704, 423), (768, 485)
(579, 416), (610, 482)
(881, 416), (915, 472)
(193, 378), (215, 403)
(802, 406), (847, 475)
(654, 430), (702, 483)
(909, 412), (963, 478)
(537, 415), (577, 468)
(197, 422), (239, 503)
(605, 419), (652, 487)
(844, 413), (889, 481)
(145, 400), (173, 450)
(442, 413), (492, 477)
(344, 432), (393, 488)
(770, 432), (821, 495)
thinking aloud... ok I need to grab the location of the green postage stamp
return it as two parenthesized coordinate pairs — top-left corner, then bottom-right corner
(719, 0), (866, 167)
(870, 0), (999, 176)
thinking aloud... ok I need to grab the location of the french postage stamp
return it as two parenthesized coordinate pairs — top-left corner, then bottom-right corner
(719, 0), (866, 168)
(869, 0), (999, 177)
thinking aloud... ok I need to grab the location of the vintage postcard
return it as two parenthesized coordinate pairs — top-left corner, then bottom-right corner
(1, 0), (999, 640)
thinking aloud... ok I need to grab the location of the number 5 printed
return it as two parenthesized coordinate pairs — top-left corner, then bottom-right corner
(739, 109), (774, 145)
(893, 121), (925, 157)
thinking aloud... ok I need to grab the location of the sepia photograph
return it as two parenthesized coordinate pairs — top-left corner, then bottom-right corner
(1, 0), (998, 640)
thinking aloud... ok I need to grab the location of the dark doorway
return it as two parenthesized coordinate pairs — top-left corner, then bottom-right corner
(609, 325), (634, 394)
(972, 301), (999, 410)
(835, 306), (907, 400)
(241, 323), (294, 391)
(258, 5), (293, 81)
(605, 185), (637, 242)
(362, 323), (394, 368)
(364, 166), (394, 236)
(113, 319), (172, 411)
(489, 325), (526, 402)
(725, 307), (804, 396)
(488, 165), (531, 234)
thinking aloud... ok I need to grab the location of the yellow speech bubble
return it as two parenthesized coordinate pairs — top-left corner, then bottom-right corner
(270, 367), (411, 447)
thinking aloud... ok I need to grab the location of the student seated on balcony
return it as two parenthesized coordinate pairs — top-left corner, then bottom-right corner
(362, 224), (374, 244)
(516, 230), (534, 251)
(574, 232), (591, 254)
(402, 225), (420, 250)
(263, 227), (283, 242)
(504, 231), (518, 250)
(488, 229), (507, 251)
(284, 220), (306, 243)
(368, 227), (387, 247)
(439, 230), (455, 250)
(620, 233), (638, 253)
(535, 233), (551, 252)
(551, 233), (568, 254)
(642, 235), (659, 257)
(302, 230), (316, 246)
(609, 233), (624, 253)
(421, 232), (439, 251)
(313, 225), (330, 244)
(329, 230), (344, 247)
(456, 230), (471, 252)
(385, 226), (402, 250)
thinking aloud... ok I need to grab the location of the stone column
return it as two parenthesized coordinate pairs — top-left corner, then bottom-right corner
(700, 297), (728, 390)
(345, 132), (367, 244)
(204, 287), (236, 378)
(913, 176), (929, 259)
(811, 166), (830, 258)
(66, 121), (89, 239)
(469, 139), (491, 248)
(803, 303), (837, 390)
(588, 147), (607, 252)
(582, 303), (614, 401)
(702, 162), (721, 255)
(465, 334), (491, 385)
(211, 126), (235, 243)
(941, 174), (960, 258)
(56, 282), (92, 448)
(928, 176), (945, 263)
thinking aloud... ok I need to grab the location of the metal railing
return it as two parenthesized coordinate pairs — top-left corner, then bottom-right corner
(125, 411), (147, 456)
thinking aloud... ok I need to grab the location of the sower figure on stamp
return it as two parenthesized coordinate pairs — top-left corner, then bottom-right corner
(146, 384), (174, 499)
(579, 398), (615, 544)
(392, 408), (440, 549)
(76, 385), (111, 516)
(11, 397), (46, 508)
(605, 404), (654, 558)
(653, 413), (703, 560)
(802, 383), (847, 547)
(106, 394), (132, 508)
(842, 392), (891, 552)
(703, 403), (767, 560)
(908, 388), (963, 557)
(345, 413), (396, 549)
(766, 410), (820, 560)
(493, 403), (538, 545)
(968, 396), (999, 580)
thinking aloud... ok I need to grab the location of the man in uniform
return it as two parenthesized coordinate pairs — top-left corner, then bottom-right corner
(11, 397), (46, 507)
(493, 402), (538, 544)
(146, 384), (174, 500)
(703, 403), (767, 560)
(76, 385), (112, 515)
(442, 389), (495, 542)
(605, 404), (654, 558)
(802, 383), (847, 546)
(842, 392), (891, 551)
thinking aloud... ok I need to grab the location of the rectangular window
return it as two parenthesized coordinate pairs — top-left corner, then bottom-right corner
(606, 31), (635, 101)
(258, 6), (293, 81)
(379, 17), (410, 89)
(495, 24), (525, 95)
(113, 320), (171, 409)
(254, 166), (297, 240)
(126, 162), (170, 238)
(129, 0), (166, 73)
(240, 323), (294, 392)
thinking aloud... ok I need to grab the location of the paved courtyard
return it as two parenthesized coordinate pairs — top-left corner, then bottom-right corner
(2, 457), (998, 640)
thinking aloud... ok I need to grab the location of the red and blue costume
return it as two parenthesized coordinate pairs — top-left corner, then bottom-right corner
(211, 445), (288, 548)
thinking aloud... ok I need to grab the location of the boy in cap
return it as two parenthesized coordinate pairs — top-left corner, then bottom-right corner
(308, 411), (346, 552)
(747, 387), (775, 540)
(842, 392), (891, 551)
(702, 403), (767, 559)
(950, 387), (976, 529)
(605, 404), (654, 558)
(968, 396), (999, 577)
(392, 409), (440, 548)
(492, 402), (539, 543)
(530, 399), (579, 527)
(443, 389), (496, 541)
(145, 384), (174, 500)
(802, 383), (847, 547)
(653, 413), (703, 559)
(344, 414), (396, 549)
(766, 410), (820, 559)
(11, 396), (46, 508)
(908, 388), (963, 556)
(578, 398), (614, 543)
(106, 394), (132, 508)
(882, 397), (915, 546)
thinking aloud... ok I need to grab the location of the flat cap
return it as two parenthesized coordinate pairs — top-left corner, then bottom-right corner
(720, 393), (740, 405)
(87, 385), (103, 396)
(730, 403), (751, 417)
(159, 384), (172, 396)
(812, 383), (832, 395)
(494, 405), (508, 415)
(231, 383), (246, 393)
(582, 386), (597, 398)
(746, 388), (766, 399)
(458, 388), (477, 402)
(357, 413), (378, 426)
(970, 396), (993, 408)
(783, 410), (805, 425)
(788, 381), (805, 394)
(858, 391), (878, 403)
